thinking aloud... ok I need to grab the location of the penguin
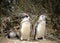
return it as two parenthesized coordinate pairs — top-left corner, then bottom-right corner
(34, 15), (47, 40)
(20, 13), (31, 40)
(6, 31), (19, 39)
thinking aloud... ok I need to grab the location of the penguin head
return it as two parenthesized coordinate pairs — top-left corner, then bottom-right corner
(39, 15), (47, 21)
(21, 13), (29, 19)
(9, 31), (16, 37)
(21, 13), (30, 21)
(7, 31), (17, 38)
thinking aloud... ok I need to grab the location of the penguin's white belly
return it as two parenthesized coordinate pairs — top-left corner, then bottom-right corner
(36, 22), (46, 38)
(21, 22), (31, 39)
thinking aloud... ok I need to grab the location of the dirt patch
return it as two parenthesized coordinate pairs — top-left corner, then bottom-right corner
(0, 38), (58, 43)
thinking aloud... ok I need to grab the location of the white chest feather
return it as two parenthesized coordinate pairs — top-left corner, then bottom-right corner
(37, 21), (46, 31)
(20, 18), (31, 39)
(21, 22), (31, 33)
(36, 21), (46, 37)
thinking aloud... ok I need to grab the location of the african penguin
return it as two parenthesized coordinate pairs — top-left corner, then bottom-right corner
(6, 31), (19, 39)
(20, 13), (31, 40)
(34, 15), (47, 40)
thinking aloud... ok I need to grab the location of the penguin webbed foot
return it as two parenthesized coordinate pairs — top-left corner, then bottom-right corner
(35, 37), (46, 40)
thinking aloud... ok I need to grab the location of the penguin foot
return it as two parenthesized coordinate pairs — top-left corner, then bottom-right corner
(38, 37), (43, 39)
(35, 37), (45, 40)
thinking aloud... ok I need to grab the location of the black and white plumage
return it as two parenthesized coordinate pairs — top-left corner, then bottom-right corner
(34, 15), (47, 40)
(6, 31), (19, 39)
(20, 13), (31, 40)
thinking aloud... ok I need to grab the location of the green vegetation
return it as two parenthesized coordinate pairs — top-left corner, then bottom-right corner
(0, 0), (60, 42)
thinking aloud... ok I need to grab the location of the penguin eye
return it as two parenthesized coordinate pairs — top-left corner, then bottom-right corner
(42, 16), (45, 18)
(25, 16), (28, 17)
(21, 15), (28, 18)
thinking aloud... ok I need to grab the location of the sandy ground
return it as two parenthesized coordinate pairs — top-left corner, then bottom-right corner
(0, 38), (58, 43)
